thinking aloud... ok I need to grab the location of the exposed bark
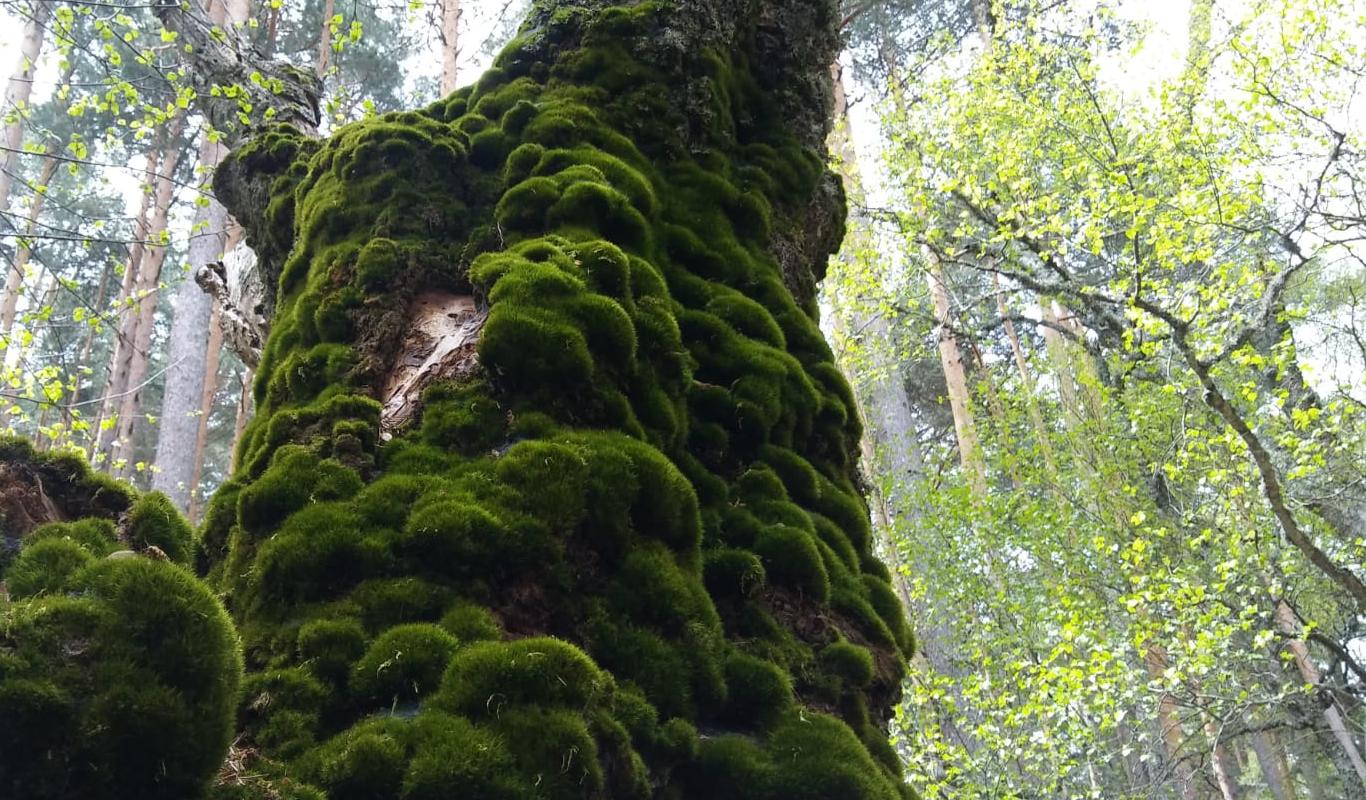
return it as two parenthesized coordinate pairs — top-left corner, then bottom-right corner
(440, 0), (461, 95)
(1275, 599), (1366, 796)
(927, 254), (987, 493)
(151, 136), (230, 507)
(153, 0), (320, 149)
(0, 0), (52, 221)
(96, 115), (187, 469)
(186, 296), (224, 523)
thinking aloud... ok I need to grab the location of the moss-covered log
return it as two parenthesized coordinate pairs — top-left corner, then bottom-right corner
(0, 1), (914, 798)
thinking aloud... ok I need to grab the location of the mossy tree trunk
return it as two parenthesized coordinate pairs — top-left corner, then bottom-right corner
(0, 2), (915, 798)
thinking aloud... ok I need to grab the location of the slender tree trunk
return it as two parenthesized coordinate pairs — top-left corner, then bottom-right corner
(316, 0), (336, 77)
(227, 364), (252, 474)
(440, 0), (461, 94)
(96, 116), (186, 469)
(1204, 714), (1245, 800)
(186, 297), (224, 522)
(827, 61), (981, 773)
(91, 148), (159, 455)
(1145, 643), (1205, 800)
(927, 254), (987, 493)
(0, 151), (59, 368)
(151, 135), (229, 506)
(1251, 728), (1299, 800)
(993, 273), (1056, 472)
(0, 0), (52, 219)
(1275, 600), (1366, 796)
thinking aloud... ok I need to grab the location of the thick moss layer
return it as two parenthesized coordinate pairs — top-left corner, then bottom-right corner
(0, 444), (242, 799)
(3, 2), (913, 798)
(204, 3), (911, 797)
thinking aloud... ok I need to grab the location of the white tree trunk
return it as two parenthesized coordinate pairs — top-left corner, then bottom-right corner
(0, 0), (52, 219)
(440, 0), (461, 94)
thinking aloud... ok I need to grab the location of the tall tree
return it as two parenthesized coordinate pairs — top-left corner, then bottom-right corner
(153, 0), (251, 510)
(0, 3), (915, 800)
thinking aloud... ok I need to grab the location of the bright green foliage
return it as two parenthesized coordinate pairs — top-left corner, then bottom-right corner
(825, 0), (1366, 796)
(174, 2), (913, 797)
(0, 447), (241, 800)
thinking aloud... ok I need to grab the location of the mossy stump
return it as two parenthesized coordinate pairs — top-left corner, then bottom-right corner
(0, 2), (915, 798)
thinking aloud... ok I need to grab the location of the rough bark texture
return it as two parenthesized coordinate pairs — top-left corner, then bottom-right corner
(94, 120), (186, 464)
(440, 0), (462, 95)
(0, 2), (913, 798)
(0, 0), (51, 222)
(152, 0), (249, 509)
(153, 140), (231, 508)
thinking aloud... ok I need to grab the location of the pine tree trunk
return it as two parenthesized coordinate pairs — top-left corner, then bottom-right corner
(1250, 728), (1299, 800)
(91, 148), (160, 455)
(316, 0), (336, 77)
(97, 116), (186, 469)
(186, 297), (224, 523)
(151, 136), (229, 505)
(0, 151), (59, 367)
(149, 0), (248, 507)
(926, 255), (987, 492)
(0, 0), (52, 219)
(1275, 600), (1366, 797)
(440, 0), (461, 95)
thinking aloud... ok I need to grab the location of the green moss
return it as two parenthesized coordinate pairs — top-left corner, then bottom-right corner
(4, 538), (94, 597)
(436, 637), (606, 716)
(0, 559), (241, 799)
(722, 652), (792, 727)
(125, 491), (194, 563)
(25, 518), (119, 557)
(351, 623), (460, 705)
(821, 641), (876, 687)
(439, 601), (502, 642)
(753, 524), (830, 603)
(197, 3), (906, 795)
(703, 548), (766, 599)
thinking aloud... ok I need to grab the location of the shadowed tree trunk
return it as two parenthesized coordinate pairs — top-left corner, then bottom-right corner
(0, 2), (915, 798)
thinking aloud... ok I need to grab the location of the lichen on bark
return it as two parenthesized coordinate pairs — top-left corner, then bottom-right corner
(0, 2), (914, 798)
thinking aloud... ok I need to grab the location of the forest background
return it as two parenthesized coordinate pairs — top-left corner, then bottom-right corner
(0, 0), (1363, 798)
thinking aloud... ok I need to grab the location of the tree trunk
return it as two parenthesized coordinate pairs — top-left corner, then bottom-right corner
(186, 296), (224, 523)
(0, 151), (59, 368)
(1250, 728), (1299, 800)
(153, 3), (902, 797)
(91, 147), (160, 456)
(1275, 599), (1366, 796)
(228, 365), (252, 474)
(149, 0), (249, 507)
(150, 137), (229, 506)
(96, 115), (187, 470)
(927, 254), (987, 493)
(0, 0), (52, 219)
(1145, 643), (1205, 800)
(440, 0), (461, 95)
(827, 59), (981, 775)
(316, 0), (336, 77)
